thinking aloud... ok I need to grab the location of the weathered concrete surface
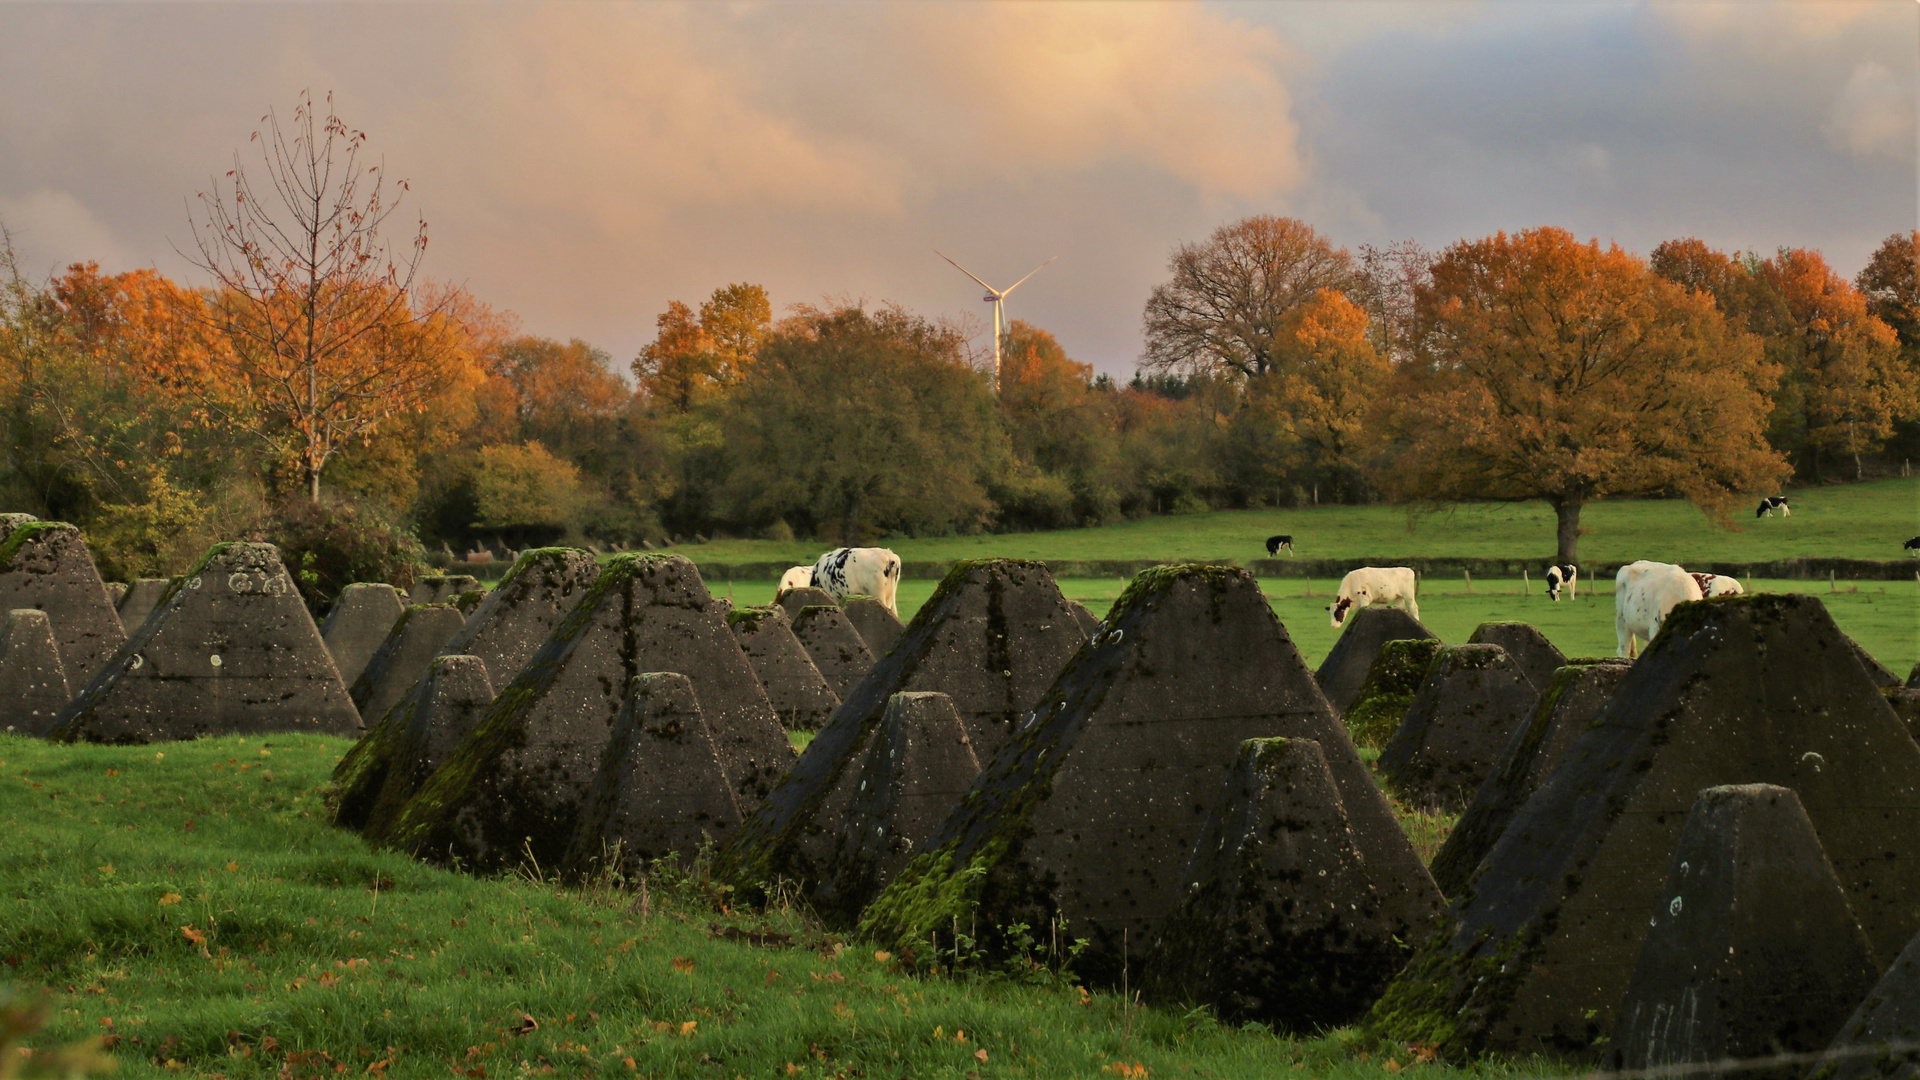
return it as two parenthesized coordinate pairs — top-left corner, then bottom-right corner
(715, 558), (1087, 907)
(1811, 924), (1920, 1080)
(1377, 643), (1540, 812)
(776, 586), (837, 619)
(791, 604), (875, 699)
(375, 554), (790, 872)
(410, 574), (483, 606)
(1466, 622), (1566, 691)
(564, 672), (743, 875)
(1342, 639), (1443, 751)
(1068, 602), (1101, 638)
(1429, 659), (1633, 897)
(1851, 636), (1902, 688)
(439, 549), (599, 688)
(335, 654), (496, 837)
(1613, 785), (1878, 1080)
(1909, 660), (1919, 689)
(825, 691), (981, 918)
(843, 596), (905, 658)
(0, 513), (36, 540)
(0, 608), (69, 736)
(49, 542), (360, 743)
(0, 521), (126, 687)
(104, 582), (125, 607)
(117, 578), (170, 634)
(1365, 594), (1920, 1060)
(1146, 737), (1416, 1030)
(349, 605), (466, 726)
(320, 583), (406, 688)
(729, 605), (839, 731)
(1315, 606), (1438, 715)
(859, 565), (1443, 985)
(1889, 688), (1920, 744)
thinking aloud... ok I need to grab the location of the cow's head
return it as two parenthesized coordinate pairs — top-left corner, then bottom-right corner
(1330, 595), (1354, 627)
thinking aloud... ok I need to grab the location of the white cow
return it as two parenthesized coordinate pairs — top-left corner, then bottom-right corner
(810, 547), (903, 616)
(775, 566), (813, 599)
(1616, 560), (1704, 658)
(1330, 567), (1420, 628)
(1689, 572), (1745, 598)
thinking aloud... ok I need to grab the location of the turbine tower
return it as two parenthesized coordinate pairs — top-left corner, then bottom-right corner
(937, 251), (1057, 392)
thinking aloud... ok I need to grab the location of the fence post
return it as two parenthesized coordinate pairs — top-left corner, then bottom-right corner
(1464, 569), (1473, 594)
(1522, 569), (1531, 596)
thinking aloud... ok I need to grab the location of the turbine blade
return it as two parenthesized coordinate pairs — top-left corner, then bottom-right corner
(936, 250), (998, 295)
(1000, 253), (1060, 297)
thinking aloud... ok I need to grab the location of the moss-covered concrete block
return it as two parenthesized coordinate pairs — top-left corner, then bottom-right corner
(410, 574), (482, 606)
(1811, 913), (1920, 1080)
(0, 608), (69, 736)
(0, 520), (126, 688)
(842, 596), (904, 659)
(859, 564), (1443, 985)
(1429, 658), (1632, 897)
(1068, 602), (1100, 638)
(1145, 737), (1412, 1030)
(440, 548), (599, 686)
(349, 604), (466, 723)
(1365, 594), (1920, 1060)
(50, 542), (359, 743)
(349, 655), (496, 839)
(320, 583), (406, 688)
(1315, 606), (1437, 716)
(1343, 638), (1443, 751)
(1466, 622), (1566, 692)
(564, 672), (742, 876)
(1613, 784), (1878, 1077)
(791, 604), (875, 699)
(729, 604), (838, 731)
(715, 558), (1087, 910)
(1377, 644), (1538, 812)
(116, 578), (170, 634)
(374, 554), (790, 871)
(776, 587), (836, 619)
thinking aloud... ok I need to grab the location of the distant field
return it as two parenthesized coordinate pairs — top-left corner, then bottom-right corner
(715, 574), (1920, 674)
(673, 478), (1919, 568)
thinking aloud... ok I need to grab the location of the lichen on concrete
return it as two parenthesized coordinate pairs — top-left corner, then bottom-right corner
(1343, 638), (1442, 750)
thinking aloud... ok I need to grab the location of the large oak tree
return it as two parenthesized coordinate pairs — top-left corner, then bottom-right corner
(1384, 228), (1788, 564)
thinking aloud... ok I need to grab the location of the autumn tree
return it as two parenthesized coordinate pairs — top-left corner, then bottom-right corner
(1254, 288), (1391, 504)
(1385, 228), (1788, 564)
(1141, 216), (1359, 379)
(632, 283), (771, 412)
(994, 321), (1124, 527)
(185, 91), (459, 501)
(1856, 231), (1920, 349)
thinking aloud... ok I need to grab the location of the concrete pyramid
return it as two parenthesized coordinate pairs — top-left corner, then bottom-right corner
(1851, 636), (1901, 688)
(1429, 658), (1632, 897)
(1366, 594), (1920, 1059)
(375, 554), (790, 871)
(320, 583), (405, 687)
(0, 608), (69, 736)
(1342, 638), (1443, 750)
(50, 542), (359, 742)
(1613, 784), (1879, 1079)
(338, 655), (496, 837)
(1146, 737), (1418, 1030)
(1909, 660), (1919, 689)
(791, 604), (875, 699)
(0, 513), (36, 539)
(843, 596), (904, 658)
(1377, 643), (1539, 811)
(564, 672), (743, 875)
(1068, 602), (1101, 638)
(859, 565), (1443, 984)
(0, 521), (126, 688)
(438, 548), (600, 686)
(715, 558), (1087, 905)
(410, 573), (483, 606)
(1812, 929), (1920, 1080)
(117, 578), (170, 633)
(776, 586), (836, 619)
(1315, 606), (1437, 715)
(1466, 622), (1566, 691)
(349, 604), (466, 723)
(728, 605), (839, 731)
(826, 691), (981, 918)
(104, 582), (125, 607)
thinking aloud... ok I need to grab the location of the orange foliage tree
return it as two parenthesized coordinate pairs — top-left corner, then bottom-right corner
(1385, 228), (1789, 564)
(632, 283), (771, 413)
(1252, 289), (1390, 504)
(184, 91), (461, 501)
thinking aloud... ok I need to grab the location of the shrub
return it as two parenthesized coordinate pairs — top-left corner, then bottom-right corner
(268, 499), (424, 615)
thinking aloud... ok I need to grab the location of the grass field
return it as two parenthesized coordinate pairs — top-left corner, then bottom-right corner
(672, 478), (1920, 567)
(712, 576), (1920, 675)
(0, 735), (1547, 1080)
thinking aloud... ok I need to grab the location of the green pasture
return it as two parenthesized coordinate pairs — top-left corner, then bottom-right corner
(675, 478), (1920, 567)
(714, 575), (1919, 674)
(0, 735), (1549, 1080)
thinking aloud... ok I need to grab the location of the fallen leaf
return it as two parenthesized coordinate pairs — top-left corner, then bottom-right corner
(1384, 1061), (1403, 1073)
(226, 861), (238, 872)
(158, 893), (182, 907)
(976, 1049), (990, 1063)
(671, 956), (693, 974)
(873, 950), (891, 963)
(181, 926), (206, 945)
(516, 1014), (538, 1035)
(679, 1021), (697, 1037)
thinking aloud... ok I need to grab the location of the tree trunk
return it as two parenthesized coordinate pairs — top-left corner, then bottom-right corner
(1549, 497), (1582, 565)
(309, 467), (321, 503)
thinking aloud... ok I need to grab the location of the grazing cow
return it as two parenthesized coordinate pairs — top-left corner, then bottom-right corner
(810, 547), (903, 616)
(1688, 572), (1745, 598)
(1755, 496), (1791, 518)
(1906, 536), (1920, 555)
(1544, 563), (1578, 602)
(1265, 534), (1294, 556)
(775, 565), (813, 599)
(1615, 560), (1704, 658)
(1330, 566), (1419, 628)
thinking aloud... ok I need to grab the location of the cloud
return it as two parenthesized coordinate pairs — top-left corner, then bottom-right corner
(0, 188), (134, 272)
(1825, 61), (1912, 159)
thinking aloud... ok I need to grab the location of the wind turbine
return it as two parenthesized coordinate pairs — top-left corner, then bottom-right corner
(936, 251), (1057, 392)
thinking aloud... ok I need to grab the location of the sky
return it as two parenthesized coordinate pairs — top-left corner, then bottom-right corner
(0, 1), (1913, 379)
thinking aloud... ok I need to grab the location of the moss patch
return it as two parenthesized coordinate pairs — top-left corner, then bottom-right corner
(1344, 639), (1442, 749)
(0, 520), (73, 572)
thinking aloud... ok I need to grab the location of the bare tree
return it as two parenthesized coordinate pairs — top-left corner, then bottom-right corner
(1355, 239), (1430, 364)
(1140, 215), (1359, 379)
(185, 91), (449, 501)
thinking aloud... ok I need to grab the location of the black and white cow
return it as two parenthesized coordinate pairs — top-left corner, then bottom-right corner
(1544, 563), (1578, 602)
(1265, 534), (1294, 556)
(1755, 496), (1791, 518)
(1906, 536), (1920, 555)
(810, 547), (903, 616)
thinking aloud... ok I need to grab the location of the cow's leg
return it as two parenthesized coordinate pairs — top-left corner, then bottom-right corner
(1780, 504), (1791, 517)
(1617, 614), (1633, 658)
